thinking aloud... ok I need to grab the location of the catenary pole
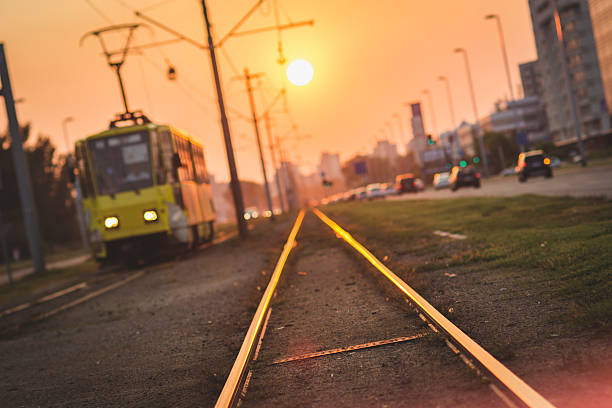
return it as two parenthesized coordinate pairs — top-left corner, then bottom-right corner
(264, 113), (286, 213)
(0, 43), (45, 273)
(201, 1), (247, 236)
(244, 68), (275, 220)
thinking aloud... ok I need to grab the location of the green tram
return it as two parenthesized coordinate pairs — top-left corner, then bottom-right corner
(75, 113), (216, 263)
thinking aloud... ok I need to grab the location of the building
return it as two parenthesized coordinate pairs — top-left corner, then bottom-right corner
(588, 0), (612, 117)
(455, 121), (477, 157)
(317, 152), (346, 195)
(407, 102), (427, 167)
(439, 130), (462, 162)
(519, 60), (544, 99)
(318, 152), (344, 180)
(528, 0), (610, 144)
(372, 140), (398, 161)
(487, 97), (550, 143)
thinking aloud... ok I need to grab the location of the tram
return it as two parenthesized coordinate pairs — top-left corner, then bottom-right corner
(74, 112), (216, 264)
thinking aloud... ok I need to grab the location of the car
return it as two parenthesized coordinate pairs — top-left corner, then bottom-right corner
(395, 173), (422, 193)
(501, 166), (517, 177)
(549, 156), (561, 168)
(366, 183), (386, 199)
(243, 207), (259, 220)
(382, 182), (398, 196)
(516, 150), (552, 182)
(449, 166), (481, 191)
(433, 172), (450, 189)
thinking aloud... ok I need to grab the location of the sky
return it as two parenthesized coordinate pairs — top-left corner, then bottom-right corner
(0, 0), (538, 183)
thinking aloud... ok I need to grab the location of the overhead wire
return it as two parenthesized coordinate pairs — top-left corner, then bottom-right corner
(83, 0), (115, 24)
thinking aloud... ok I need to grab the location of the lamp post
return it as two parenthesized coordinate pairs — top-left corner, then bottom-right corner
(438, 75), (458, 162)
(454, 47), (489, 177)
(62, 116), (89, 252)
(392, 113), (407, 149)
(62, 116), (74, 152)
(437, 76), (456, 129)
(421, 89), (438, 138)
(485, 14), (515, 101)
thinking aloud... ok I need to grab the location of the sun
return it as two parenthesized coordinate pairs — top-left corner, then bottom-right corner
(286, 59), (313, 86)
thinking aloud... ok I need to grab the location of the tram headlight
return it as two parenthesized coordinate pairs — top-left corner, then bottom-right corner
(104, 216), (119, 229)
(143, 209), (159, 223)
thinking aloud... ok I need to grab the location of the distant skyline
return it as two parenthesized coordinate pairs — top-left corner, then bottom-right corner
(0, 0), (537, 182)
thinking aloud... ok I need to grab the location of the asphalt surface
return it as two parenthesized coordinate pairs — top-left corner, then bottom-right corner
(0, 220), (293, 407)
(389, 164), (612, 200)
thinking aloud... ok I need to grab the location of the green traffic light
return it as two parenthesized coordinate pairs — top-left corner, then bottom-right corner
(473, 156), (480, 164)
(460, 160), (467, 167)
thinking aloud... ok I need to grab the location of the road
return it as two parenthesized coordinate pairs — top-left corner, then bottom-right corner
(389, 164), (612, 200)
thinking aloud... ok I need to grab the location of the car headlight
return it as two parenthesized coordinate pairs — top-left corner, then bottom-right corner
(143, 209), (158, 223)
(104, 216), (119, 229)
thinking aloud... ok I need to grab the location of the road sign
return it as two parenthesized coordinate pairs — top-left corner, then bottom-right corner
(354, 161), (367, 175)
(516, 131), (529, 146)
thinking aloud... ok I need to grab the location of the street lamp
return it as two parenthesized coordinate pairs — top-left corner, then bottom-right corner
(421, 89), (438, 138)
(485, 14), (515, 101)
(62, 116), (74, 153)
(437, 76), (457, 129)
(392, 113), (407, 149)
(454, 47), (490, 177)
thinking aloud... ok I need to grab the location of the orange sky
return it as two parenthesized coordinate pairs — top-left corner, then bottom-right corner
(0, 0), (537, 183)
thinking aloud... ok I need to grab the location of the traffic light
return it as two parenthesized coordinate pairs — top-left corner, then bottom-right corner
(427, 134), (435, 146)
(473, 156), (480, 164)
(460, 160), (467, 168)
(322, 179), (333, 187)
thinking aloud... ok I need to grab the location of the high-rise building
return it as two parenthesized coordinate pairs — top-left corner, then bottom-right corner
(487, 97), (550, 143)
(588, 0), (612, 117)
(372, 140), (398, 161)
(528, 0), (610, 144)
(318, 152), (344, 181)
(519, 60), (544, 99)
(407, 102), (427, 167)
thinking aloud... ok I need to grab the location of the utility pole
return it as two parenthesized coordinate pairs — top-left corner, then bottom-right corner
(243, 68), (275, 220)
(201, 0), (247, 237)
(0, 43), (45, 273)
(455, 47), (490, 177)
(264, 113), (286, 213)
(550, 0), (586, 166)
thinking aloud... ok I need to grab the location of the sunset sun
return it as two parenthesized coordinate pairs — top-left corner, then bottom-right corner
(286, 59), (313, 86)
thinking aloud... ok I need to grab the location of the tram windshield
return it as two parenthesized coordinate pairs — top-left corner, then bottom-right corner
(88, 131), (153, 196)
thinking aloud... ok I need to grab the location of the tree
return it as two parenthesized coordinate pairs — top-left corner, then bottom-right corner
(0, 124), (79, 261)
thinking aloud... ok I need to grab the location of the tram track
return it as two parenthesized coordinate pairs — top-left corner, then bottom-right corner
(215, 210), (556, 408)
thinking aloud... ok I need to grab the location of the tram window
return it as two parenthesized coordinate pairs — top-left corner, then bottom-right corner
(88, 132), (153, 196)
(159, 129), (175, 183)
(174, 134), (194, 182)
(150, 131), (166, 185)
(76, 143), (94, 198)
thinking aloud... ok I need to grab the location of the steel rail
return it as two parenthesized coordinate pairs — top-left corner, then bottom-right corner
(313, 208), (556, 408)
(214, 210), (305, 408)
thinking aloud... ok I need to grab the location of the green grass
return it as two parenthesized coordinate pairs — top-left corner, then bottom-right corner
(0, 260), (98, 308)
(324, 195), (612, 330)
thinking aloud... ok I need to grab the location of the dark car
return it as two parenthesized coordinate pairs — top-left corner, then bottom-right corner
(449, 166), (481, 191)
(395, 173), (422, 193)
(516, 150), (552, 182)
